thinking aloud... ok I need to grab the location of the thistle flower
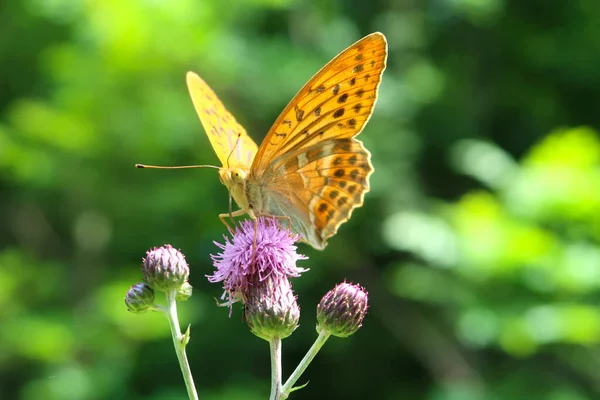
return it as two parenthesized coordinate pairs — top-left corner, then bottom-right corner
(245, 274), (300, 340)
(208, 217), (308, 308)
(142, 244), (190, 292)
(125, 282), (155, 313)
(317, 282), (369, 338)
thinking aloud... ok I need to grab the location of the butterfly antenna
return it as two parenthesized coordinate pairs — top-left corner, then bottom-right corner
(135, 164), (220, 169)
(226, 133), (242, 168)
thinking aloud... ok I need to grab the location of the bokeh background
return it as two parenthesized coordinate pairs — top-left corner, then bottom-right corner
(2, 0), (600, 399)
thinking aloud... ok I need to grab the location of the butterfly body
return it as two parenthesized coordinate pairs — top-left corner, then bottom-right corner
(218, 167), (251, 215)
(187, 33), (388, 249)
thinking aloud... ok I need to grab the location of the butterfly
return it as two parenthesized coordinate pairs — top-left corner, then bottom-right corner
(142, 33), (387, 249)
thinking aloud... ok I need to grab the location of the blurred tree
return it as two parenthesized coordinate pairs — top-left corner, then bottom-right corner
(1, 0), (600, 399)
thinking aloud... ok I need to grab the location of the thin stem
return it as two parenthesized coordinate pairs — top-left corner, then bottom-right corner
(281, 330), (331, 397)
(269, 337), (283, 400)
(165, 289), (199, 400)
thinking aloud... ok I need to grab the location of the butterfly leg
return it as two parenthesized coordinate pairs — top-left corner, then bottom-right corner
(251, 218), (259, 271)
(218, 209), (261, 271)
(219, 209), (246, 233)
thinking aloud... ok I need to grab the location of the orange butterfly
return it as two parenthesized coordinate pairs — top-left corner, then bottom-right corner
(141, 33), (387, 249)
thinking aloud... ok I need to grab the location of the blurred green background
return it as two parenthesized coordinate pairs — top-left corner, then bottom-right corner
(2, 0), (600, 399)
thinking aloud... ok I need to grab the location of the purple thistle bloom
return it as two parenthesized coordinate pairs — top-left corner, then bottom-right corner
(208, 217), (308, 308)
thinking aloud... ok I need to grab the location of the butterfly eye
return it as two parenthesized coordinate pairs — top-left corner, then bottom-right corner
(231, 168), (247, 183)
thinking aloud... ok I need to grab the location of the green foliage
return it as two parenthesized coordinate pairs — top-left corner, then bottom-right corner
(387, 127), (600, 361)
(1, 0), (600, 399)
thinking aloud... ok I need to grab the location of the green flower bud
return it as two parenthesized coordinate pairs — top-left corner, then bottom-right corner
(317, 282), (368, 338)
(176, 282), (193, 302)
(245, 275), (300, 341)
(142, 245), (189, 292)
(125, 282), (155, 313)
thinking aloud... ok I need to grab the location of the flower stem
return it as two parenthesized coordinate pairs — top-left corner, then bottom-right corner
(165, 289), (199, 400)
(269, 337), (283, 400)
(281, 330), (330, 397)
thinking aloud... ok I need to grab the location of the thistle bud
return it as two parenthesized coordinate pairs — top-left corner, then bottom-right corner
(245, 275), (300, 341)
(316, 282), (369, 338)
(125, 282), (155, 313)
(176, 282), (193, 302)
(142, 245), (189, 292)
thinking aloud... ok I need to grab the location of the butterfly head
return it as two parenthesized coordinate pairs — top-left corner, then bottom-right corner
(218, 167), (247, 186)
(219, 167), (250, 212)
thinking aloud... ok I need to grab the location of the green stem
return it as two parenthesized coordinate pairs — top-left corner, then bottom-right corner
(165, 289), (199, 400)
(281, 330), (331, 397)
(269, 337), (282, 400)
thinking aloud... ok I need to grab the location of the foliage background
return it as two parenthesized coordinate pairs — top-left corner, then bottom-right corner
(1, 0), (600, 399)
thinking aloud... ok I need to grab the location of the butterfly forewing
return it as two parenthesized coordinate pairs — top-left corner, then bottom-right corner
(186, 72), (258, 169)
(251, 32), (387, 172)
(245, 33), (386, 248)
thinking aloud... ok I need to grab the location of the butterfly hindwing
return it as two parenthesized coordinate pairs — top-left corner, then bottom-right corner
(186, 71), (258, 169)
(258, 138), (373, 249)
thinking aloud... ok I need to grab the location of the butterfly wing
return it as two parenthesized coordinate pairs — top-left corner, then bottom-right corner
(251, 32), (387, 171)
(249, 32), (387, 248)
(251, 138), (373, 249)
(186, 71), (258, 169)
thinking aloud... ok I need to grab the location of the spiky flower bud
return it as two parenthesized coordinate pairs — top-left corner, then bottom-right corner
(125, 282), (155, 313)
(142, 245), (189, 292)
(176, 282), (193, 302)
(245, 275), (300, 341)
(316, 282), (369, 338)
